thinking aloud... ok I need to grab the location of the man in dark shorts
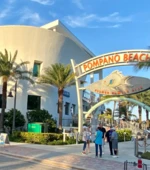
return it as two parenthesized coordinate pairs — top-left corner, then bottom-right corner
(111, 127), (118, 158)
(99, 124), (106, 154)
(106, 126), (113, 155)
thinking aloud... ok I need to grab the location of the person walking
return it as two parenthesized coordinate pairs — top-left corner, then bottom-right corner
(111, 127), (118, 158)
(95, 127), (103, 158)
(106, 127), (113, 155)
(99, 124), (106, 154)
(82, 127), (87, 155)
(86, 127), (91, 153)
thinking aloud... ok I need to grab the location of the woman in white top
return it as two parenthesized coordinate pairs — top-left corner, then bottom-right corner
(86, 127), (91, 153)
(82, 127), (87, 154)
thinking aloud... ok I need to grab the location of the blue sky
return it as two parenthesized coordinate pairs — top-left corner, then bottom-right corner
(0, 0), (150, 120)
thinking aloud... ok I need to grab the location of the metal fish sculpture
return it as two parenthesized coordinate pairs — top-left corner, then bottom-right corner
(85, 70), (150, 95)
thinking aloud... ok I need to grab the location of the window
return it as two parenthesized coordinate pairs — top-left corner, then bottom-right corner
(33, 62), (41, 77)
(71, 104), (76, 115)
(65, 102), (70, 115)
(27, 95), (41, 110)
(0, 94), (2, 108)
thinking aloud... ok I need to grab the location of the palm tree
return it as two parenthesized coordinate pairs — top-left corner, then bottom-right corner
(134, 61), (150, 128)
(0, 49), (34, 132)
(129, 91), (150, 129)
(38, 63), (75, 129)
(105, 108), (112, 115)
(117, 100), (136, 119)
(101, 95), (120, 123)
(101, 94), (137, 123)
(141, 90), (150, 128)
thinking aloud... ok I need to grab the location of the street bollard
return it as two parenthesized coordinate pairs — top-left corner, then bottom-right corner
(138, 157), (142, 169)
(124, 160), (127, 170)
(134, 136), (138, 157)
(124, 132), (126, 142)
(76, 132), (79, 144)
(63, 129), (66, 142)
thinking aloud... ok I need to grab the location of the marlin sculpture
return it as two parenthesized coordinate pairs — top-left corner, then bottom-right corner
(85, 70), (150, 95)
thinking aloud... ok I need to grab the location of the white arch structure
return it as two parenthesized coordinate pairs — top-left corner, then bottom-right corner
(71, 50), (150, 133)
(84, 97), (150, 119)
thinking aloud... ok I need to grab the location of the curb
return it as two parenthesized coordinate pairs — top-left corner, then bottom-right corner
(0, 151), (92, 170)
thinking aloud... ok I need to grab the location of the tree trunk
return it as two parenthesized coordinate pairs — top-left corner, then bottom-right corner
(146, 110), (149, 128)
(0, 81), (7, 132)
(112, 101), (116, 124)
(138, 105), (142, 129)
(58, 88), (63, 130)
(118, 102), (121, 118)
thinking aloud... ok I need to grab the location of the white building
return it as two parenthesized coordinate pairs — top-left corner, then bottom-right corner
(0, 20), (97, 126)
(0, 20), (105, 126)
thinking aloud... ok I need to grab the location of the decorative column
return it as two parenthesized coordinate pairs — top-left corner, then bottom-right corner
(71, 59), (83, 134)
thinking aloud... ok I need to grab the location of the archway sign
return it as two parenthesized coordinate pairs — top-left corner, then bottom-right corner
(71, 50), (150, 133)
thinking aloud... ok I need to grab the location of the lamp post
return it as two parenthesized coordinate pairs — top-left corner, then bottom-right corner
(8, 81), (17, 132)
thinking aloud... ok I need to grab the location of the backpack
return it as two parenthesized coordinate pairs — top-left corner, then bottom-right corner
(109, 130), (113, 141)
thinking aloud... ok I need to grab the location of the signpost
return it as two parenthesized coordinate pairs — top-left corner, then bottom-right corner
(0, 133), (10, 145)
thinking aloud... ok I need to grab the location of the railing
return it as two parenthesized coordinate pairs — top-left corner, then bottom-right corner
(134, 135), (150, 157)
(124, 161), (147, 170)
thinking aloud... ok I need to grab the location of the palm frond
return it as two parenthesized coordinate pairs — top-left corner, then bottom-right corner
(0, 49), (33, 85)
(4, 49), (9, 62)
(0, 50), (8, 62)
(18, 75), (34, 84)
(14, 61), (30, 71)
(134, 61), (150, 71)
(11, 50), (18, 65)
(38, 63), (75, 88)
(15, 70), (32, 75)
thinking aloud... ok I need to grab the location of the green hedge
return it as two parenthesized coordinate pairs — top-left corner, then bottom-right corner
(116, 129), (132, 142)
(10, 129), (132, 145)
(141, 152), (150, 160)
(10, 131), (79, 145)
(48, 138), (76, 145)
(10, 131), (64, 144)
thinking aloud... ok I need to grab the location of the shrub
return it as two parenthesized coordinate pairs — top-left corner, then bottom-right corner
(10, 131), (63, 144)
(4, 109), (25, 132)
(141, 152), (150, 160)
(48, 140), (68, 145)
(10, 131), (78, 145)
(66, 137), (76, 144)
(116, 129), (132, 142)
(27, 109), (57, 132)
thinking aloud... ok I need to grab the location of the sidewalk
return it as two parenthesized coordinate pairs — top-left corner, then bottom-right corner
(0, 141), (150, 170)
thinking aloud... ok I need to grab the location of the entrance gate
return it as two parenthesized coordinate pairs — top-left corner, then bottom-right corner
(71, 50), (150, 133)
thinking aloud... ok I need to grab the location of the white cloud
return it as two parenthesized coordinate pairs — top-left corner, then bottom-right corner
(49, 11), (57, 18)
(99, 12), (132, 22)
(0, 0), (15, 19)
(8, 0), (16, 4)
(19, 8), (43, 25)
(64, 12), (132, 28)
(0, 7), (12, 19)
(64, 14), (97, 28)
(72, 0), (84, 10)
(107, 24), (121, 28)
(30, 0), (55, 5)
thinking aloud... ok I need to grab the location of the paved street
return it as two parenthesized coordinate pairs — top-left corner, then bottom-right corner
(0, 141), (149, 170)
(0, 154), (76, 170)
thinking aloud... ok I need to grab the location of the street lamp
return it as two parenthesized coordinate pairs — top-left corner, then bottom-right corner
(8, 81), (17, 132)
